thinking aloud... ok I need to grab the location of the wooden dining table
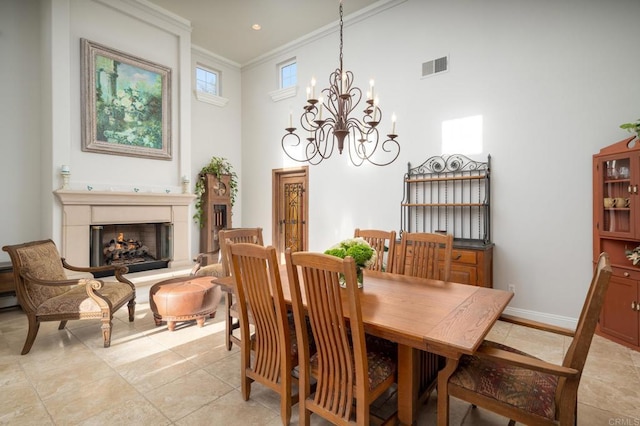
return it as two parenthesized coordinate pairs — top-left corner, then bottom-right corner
(214, 265), (513, 426)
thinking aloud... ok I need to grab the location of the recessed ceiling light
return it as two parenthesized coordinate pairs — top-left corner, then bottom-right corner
(252, 24), (261, 30)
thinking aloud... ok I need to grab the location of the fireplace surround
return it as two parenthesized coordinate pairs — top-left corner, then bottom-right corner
(54, 190), (195, 273)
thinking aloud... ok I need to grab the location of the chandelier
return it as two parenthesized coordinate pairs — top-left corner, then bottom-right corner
(281, 1), (400, 167)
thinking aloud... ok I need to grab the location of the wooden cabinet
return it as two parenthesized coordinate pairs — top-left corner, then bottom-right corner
(599, 268), (640, 347)
(0, 263), (15, 294)
(594, 135), (640, 350)
(400, 242), (493, 287)
(448, 243), (493, 288)
(400, 154), (493, 287)
(0, 262), (19, 308)
(199, 173), (232, 254)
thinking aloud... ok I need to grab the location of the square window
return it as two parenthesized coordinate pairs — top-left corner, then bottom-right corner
(280, 61), (297, 89)
(196, 66), (219, 95)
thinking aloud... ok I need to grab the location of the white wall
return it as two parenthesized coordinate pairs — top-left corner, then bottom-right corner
(0, 0), (43, 262)
(189, 47), (243, 255)
(241, 0), (640, 326)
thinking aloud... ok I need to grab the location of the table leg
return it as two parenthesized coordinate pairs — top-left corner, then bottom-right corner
(437, 357), (459, 426)
(397, 344), (419, 425)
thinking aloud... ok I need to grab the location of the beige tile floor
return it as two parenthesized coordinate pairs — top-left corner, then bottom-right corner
(1, 281), (639, 425)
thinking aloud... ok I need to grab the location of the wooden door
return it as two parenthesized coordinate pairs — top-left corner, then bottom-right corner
(273, 167), (308, 263)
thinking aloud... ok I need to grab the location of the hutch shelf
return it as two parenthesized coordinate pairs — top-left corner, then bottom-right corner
(400, 154), (493, 287)
(593, 135), (640, 351)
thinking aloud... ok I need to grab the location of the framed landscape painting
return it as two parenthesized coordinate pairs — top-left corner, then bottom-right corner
(81, 38), (172, 160)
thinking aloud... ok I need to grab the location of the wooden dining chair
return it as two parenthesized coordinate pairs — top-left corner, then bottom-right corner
(354, 228), (397, 273)
(397, 232), (454, 405)
(215, 227), (264, 350)
(285, 249), (397, 426)
(437, 252), (612, 426)
(229, 242), (297, 425)
(397, 232), (453, 281)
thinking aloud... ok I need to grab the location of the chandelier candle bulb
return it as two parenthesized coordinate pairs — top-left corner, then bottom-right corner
(373, 97), (379, 122)
(311, 77), (316, 99)
(342, 72), (347, 93)
(289, 112), (293, 128)
(369, 79), (375, 100)
(391, 114), (397, 134)
(318, 96), (323, 120)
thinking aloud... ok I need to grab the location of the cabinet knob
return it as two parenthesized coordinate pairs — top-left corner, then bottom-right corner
(635, 185), (639, 194)
(624, 272), (631, 277)
(633, 302), (637, 310)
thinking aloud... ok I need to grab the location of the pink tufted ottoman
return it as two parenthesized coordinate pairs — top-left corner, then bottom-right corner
(149, 276), (222, 331)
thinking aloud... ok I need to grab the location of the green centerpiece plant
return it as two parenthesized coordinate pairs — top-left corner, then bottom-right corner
(193, 157), (238, 227)
(324, 237), (376, 288)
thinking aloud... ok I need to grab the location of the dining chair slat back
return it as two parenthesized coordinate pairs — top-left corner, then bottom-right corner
(354, 228), (397, 273)
(218, 227), (264, 351)
(398, 232), (453, 281)
(229, 242), (296, 425)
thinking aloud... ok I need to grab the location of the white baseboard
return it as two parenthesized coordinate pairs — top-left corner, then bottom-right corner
(502, 306), (578, 330)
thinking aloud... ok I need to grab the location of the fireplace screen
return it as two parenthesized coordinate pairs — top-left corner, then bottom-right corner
(90, 223), (172, 276)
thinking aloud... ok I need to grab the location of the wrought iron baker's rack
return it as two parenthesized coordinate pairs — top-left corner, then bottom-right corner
(400, 154), (491, 244)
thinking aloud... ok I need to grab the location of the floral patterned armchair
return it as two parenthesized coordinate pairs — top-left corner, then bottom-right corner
(2, 239), (136, 355)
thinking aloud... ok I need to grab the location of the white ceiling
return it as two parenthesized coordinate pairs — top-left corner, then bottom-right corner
(146, 0), (379, 65)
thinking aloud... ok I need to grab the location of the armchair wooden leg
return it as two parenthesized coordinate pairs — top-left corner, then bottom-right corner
(58, 320), (68, 330)
(102, 318), (112, 348)
(127, 299), (136, 322)
(21, 316), (40, 355)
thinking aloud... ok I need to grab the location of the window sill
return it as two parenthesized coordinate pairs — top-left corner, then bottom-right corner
(269, 86), (297, 102)
(195, 91), (229, 107)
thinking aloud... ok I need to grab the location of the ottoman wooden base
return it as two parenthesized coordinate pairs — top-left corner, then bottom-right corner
(149, 276), (222, 331)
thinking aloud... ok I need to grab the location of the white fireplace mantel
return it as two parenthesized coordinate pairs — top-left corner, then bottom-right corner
(54, 190), (196, 269)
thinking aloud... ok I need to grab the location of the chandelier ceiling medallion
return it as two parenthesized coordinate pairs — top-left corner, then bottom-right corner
(281, 1), (400, 166)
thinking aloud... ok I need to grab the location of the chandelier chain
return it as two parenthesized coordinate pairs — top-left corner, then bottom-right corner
(339, 1), (343, 74)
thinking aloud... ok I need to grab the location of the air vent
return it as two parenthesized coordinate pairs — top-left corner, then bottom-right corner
(422, 55), (448, 78)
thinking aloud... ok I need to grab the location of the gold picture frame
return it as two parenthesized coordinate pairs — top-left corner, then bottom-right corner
(81, 38), (172, 160)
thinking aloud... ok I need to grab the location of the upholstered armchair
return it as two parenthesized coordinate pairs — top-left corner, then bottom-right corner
(437, 253), (612, 425)
(3, 239), (136, 355)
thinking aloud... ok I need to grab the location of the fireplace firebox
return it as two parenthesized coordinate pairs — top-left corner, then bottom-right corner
(90, 223), (173, 277)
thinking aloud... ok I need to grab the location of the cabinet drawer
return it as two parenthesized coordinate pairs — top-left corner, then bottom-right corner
(439, 249), (476, 265)
(611, 266), (640, 281)
(453, 249), (476, 265)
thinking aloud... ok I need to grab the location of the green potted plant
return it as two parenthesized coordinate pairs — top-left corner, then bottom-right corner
(620, 118), (640, 139)
(193, 157), (238, 227)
